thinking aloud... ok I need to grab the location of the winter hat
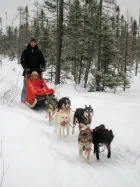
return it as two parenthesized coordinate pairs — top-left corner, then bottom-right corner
(30, 38), (37, 43)
(31, 71), (38, 76)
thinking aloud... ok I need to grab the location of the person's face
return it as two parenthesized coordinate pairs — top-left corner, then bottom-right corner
(30, 41), (36, 48)
(31, 75), (38, 80)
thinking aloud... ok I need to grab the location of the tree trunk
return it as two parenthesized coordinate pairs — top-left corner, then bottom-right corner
(78, 58), (83, 84)
(55, 0), (64, 84)
(18, 11), (22, 64)
(135, 61), (138, 76)
(96, 0), (103, 91)
(84, 42), (94, 88)
(123, 23), (128, 91)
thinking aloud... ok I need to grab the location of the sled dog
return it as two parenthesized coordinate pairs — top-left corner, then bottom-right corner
(45, 96), (58, 124)
(53, 110), (70, 138)
(78, 128), (92, 162)
(57, 97), (71, 112)
(72, 105), (93, 134)
(92, 124), (114, 160)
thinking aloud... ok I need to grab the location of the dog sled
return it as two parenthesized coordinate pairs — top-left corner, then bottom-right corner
(24, 73), (55, 108)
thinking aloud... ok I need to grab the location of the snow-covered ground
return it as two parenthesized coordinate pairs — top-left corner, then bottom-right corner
(0, 58), (140, 187)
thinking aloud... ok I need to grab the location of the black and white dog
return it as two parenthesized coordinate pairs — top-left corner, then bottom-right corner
(92, 124), (114, 160)
(46, 96), (71, 124)
(72, 105), (94, 134)
(72, 105), (93, 162)
(57, 97), (71, 112)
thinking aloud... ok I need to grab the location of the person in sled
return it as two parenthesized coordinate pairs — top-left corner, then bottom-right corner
(29, 71), (44, 89)
(25, 70), (54, 108)
(20, 38), (46, 102)
(29, 71), (44, 92)
(29, 71), (39, 80)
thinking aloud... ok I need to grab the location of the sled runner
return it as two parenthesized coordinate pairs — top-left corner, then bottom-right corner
(24, 73), (55, 108)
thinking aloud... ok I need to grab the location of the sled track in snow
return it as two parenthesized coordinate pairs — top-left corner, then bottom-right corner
(0, 96), (140, 187)
(17, 106), (140, 187)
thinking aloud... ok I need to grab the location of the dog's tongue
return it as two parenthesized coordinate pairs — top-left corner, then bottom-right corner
(87, 115), (91, 122)
(60, 121), (65, 126)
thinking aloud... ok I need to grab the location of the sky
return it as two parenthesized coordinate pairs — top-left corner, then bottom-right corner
(117, 0), (140, 20)
(0, 0), (44, 29)
(0, 0), (140, 30)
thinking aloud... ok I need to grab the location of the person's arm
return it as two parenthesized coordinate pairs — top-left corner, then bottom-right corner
(39, 51), (46, 70)
(20, 50), (28, 70)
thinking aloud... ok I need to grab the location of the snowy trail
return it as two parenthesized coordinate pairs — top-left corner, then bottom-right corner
(11, 101), (140, 187)
(0, 59), (140, 187)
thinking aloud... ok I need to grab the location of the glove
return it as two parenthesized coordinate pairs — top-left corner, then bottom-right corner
(25, 68), (30, 73)
(40, 68), (45, 72)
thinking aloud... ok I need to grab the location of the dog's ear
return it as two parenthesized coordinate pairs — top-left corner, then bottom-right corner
(100, 124), (105, 129)
(89, 105), (93, 112)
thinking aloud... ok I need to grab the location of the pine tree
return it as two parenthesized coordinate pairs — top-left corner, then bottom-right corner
(55, 0), (64, 84)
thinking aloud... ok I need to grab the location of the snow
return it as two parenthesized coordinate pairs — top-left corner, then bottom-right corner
(0, 58), (140, 187)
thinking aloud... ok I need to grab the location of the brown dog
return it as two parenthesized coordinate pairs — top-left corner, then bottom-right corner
(45, 96), (58, 124)
(78, 128), (92, 162)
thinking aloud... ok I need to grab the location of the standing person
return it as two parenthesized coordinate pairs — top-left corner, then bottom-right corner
(20, 38), (46, 102)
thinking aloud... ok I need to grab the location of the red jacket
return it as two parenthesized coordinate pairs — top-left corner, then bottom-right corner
(25, 79), (54, 105)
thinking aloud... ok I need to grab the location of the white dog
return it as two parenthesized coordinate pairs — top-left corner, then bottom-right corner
(53, 110), (70, 138)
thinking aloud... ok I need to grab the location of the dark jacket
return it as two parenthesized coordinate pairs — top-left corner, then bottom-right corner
(20, 44), (46, 75)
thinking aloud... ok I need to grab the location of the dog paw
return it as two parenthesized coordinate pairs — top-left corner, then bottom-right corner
(96, 154), (100, 160)
(72, 129), (74, 135)
(85, 159), (90, 164)
(107, 152), (111, 158)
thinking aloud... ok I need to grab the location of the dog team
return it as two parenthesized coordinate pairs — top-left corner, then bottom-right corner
(45, 96), (114, 163)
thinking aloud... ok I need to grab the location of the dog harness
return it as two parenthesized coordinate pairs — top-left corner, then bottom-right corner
(85, 147), (91, 152)
(77, 122), (90, 131)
